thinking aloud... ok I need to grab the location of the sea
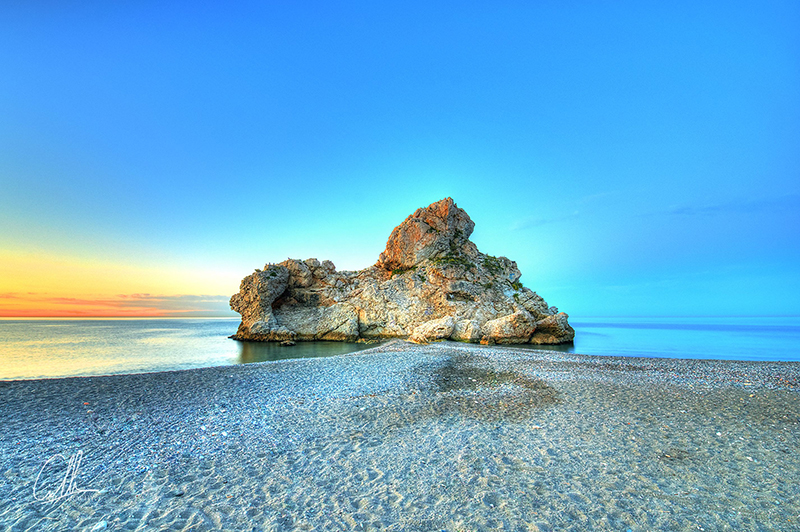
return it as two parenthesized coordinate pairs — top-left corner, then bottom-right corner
(0, 316), (798, 381)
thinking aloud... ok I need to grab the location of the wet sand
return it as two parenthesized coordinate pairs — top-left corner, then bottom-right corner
(1, 341), (799, 531)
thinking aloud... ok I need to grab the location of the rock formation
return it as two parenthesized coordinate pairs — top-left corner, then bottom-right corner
(230, 198), (574, 345)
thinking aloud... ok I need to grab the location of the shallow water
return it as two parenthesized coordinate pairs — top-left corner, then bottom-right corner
(1, 316), (799, 381)
(0, 319), (376, 381)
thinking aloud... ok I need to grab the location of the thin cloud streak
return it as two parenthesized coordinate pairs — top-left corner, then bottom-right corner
(660, 194), (800, 217)
(510, 211), (580, 231)
(0, 293), (234, 317)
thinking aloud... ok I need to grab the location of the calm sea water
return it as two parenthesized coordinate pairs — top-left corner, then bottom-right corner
(0, 316), (798, 380)
(0, 318), (376, 381)
(534, 316), (800, 362)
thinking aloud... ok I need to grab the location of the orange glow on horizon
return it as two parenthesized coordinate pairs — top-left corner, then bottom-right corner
(0, 250), (236, 317)
(0, 292), (231, 317)
(0, 309), (174, 318)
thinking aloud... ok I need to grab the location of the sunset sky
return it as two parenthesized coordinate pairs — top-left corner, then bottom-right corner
(1, 1), (798, 318)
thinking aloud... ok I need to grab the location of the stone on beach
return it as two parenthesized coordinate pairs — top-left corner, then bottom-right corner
(230, 198), (574, 345)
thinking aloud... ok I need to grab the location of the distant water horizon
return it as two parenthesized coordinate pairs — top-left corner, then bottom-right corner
(0, 316), (798, 381)
(531, 316), (800, 362)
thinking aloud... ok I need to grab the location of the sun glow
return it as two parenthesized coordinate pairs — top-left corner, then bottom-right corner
(0, 250), (235, 317)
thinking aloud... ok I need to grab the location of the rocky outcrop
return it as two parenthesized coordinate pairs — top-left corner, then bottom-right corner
(376, 198), (478, 271)
(230, 198), (574, 345)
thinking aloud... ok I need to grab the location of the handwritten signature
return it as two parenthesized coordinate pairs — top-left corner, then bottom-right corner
(33, 450), (99, 502)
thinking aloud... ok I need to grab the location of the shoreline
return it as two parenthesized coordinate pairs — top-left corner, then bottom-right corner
(2, 341), (799, 530)
(6, 335), (800, 387)
(3, 338), (799, 385)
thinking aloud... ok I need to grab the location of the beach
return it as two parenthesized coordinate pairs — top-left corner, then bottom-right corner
(2, 341), (799, 531)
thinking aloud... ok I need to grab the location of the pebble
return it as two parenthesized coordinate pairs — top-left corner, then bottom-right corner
(3, 340), (799, 531)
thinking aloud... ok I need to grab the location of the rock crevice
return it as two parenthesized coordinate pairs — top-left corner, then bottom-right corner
(230, 198), (574, 345)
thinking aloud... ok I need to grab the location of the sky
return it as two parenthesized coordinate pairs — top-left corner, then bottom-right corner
(1, 1), (798, 318)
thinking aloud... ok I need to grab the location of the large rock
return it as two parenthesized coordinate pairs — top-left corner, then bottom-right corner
(376, 197), (478, 271)
(230, 197), (574, 345)
(451, 319), (482, 342)
(316, 304), (360, 341)
(482, 310), (536, 344)
(530, 313), (575, 345)
(229, 265), (291, 340)
(409, 316), (456, 344)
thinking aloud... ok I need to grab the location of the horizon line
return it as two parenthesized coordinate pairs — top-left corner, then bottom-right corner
(1, 314), (798, 320)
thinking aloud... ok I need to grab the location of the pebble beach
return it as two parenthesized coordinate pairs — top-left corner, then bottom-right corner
(2, 341), (800, 531)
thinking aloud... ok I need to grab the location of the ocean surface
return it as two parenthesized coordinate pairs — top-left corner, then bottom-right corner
(533, 316), (800, 362)
(0, 316), (798, 380)
(0, 318), (375, 381)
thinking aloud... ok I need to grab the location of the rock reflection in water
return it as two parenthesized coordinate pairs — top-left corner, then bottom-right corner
(237, 340), (378, 364)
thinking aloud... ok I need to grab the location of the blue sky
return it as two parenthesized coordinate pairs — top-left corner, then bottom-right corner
(1, 1), (798, 317)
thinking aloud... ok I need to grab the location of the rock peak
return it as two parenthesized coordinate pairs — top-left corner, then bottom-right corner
(376, 197), (477, 271)
(230, 198), (574, 345)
